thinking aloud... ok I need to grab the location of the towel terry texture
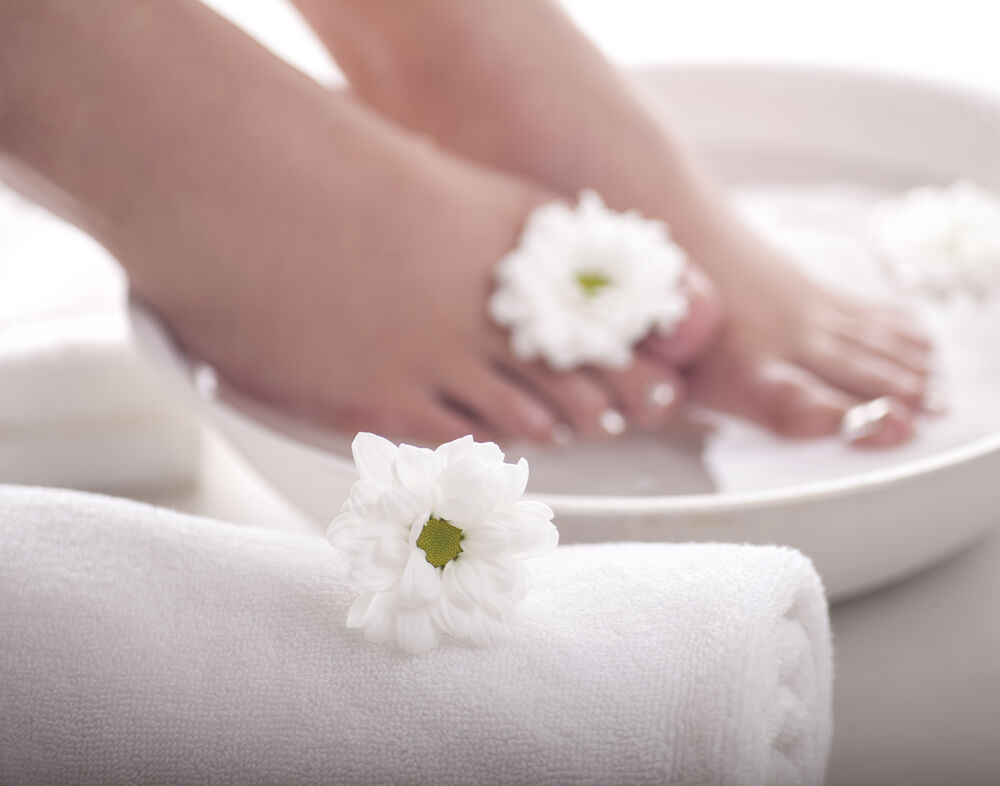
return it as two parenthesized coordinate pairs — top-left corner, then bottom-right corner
(0, 485), (832, 785)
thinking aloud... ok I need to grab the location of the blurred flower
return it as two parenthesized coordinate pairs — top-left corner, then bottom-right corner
(489, 189), (689, 370)
(872, 180), (1000, 297)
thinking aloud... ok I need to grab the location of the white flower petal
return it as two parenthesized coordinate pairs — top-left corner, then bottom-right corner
(440, 559), (478, 610)
(396, 607), (440, 655)
(362, 592), (399, 644)
(346, 479), (381, 517)
(331, 432), (557, 654)
(348, 559), (401, 593)
(327, 509), (363, 547)
(499, 458), (529, 503)
(466, 608), (511, 649)
(448, 557), (488, 606)
(351, 432), (398, 486)
(489, 190), (689, 370)
(376, 486), (431, 528)
(398, 550), (443, 606)
(346, 592), (375, 629)
(436, 458), (505, 518)
(429, 593), (467, 636)
(392, 444), (443, 492)
(481, 554), (525, 599)
(433, 435), (503, 467)
(512, 518), (559, 559)
(458, 522), (510, 559)
(436, 495), (490, 528)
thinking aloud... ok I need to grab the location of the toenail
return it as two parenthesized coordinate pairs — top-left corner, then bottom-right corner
(551, 423), (574, 445)
(523, 403), (556, 434)
(645, 381), (676, 410)
(840, 396), (896, 443)
(598, 408), (627, 436)
(922, 389), (948, 416)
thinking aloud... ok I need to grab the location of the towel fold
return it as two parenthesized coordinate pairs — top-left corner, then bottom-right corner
(0, 315), (200, 493)
(0, 486), (832, 785)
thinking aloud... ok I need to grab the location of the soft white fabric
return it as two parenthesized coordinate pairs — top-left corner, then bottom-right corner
(0, 187), (200, 493)
(0, 316), (199, 493)
(0, 486), (832, 786)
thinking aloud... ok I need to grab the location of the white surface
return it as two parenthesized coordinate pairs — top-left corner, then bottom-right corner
(0, 485), (832, 786)
(201, 0), (1000, 101)
(829, 531), (1000, 786)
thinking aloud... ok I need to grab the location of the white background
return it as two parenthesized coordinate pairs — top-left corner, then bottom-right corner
(206, 0), (1000, 97)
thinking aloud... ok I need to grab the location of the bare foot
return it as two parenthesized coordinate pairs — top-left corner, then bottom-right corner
(137, 112), (720, 445)
(680, 214), (932, 444)
(0, 0), (719, 447)
(305, 0), (933, 445)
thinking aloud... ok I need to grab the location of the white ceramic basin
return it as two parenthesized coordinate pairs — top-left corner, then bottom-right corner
(129, 64), (1000, 601)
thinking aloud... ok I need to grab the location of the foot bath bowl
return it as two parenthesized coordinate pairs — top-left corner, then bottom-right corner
(130, 64), (1000, 601)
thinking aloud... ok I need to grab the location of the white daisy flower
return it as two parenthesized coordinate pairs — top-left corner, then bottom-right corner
(328, 432), (558, 655)
(872, 180), (1000, 297)
(489, 189), (690, 371)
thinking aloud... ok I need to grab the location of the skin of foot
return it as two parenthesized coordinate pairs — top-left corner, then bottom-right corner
(299, 0), (936, 446)
(0, 0), (718, 446)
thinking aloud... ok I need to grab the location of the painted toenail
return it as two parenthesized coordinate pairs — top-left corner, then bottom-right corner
(922, 389), (948, 416)
(523, 404), (555, 434)
(840, 396), (895, 443)
(598, 408), (627, 436)
(645, 382), (676, 410)
(550, 423), (574, 445)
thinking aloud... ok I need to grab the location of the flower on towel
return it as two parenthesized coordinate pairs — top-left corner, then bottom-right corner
(871, 180), (1000, 297)
(328, 432), (558, 654)
(489, 189), (689, 371)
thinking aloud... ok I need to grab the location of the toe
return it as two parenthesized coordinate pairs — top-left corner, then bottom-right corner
(692, 355), (919, 446)
(851, 304), (933, 353)
(643, 265), (722, 366)
(360, 393), (486, 446)
(443, 369), (557, 443)
(691, 353), (859, 438)
(593, 357), (685, 430)
(752, 363), (861, 439)
(836, 316), (934, 374)
(498, 361), (618, 439)
(797, 334), (928, 410)
(840, 396), (916, 448)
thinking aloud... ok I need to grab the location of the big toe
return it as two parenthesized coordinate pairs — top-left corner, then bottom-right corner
(643, 265), (722, 366)
(693, 357), (917, 447)
(799, 333), (933, 412)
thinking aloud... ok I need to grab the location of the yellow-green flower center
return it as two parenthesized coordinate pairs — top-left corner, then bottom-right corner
(576, 270), (612, 297)
(416, 516), (464, 568)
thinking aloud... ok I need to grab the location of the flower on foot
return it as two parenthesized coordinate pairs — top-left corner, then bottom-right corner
(872, 180), (1000, 298)
(489, 189), (690, 371)
(328, 432), (558, 654)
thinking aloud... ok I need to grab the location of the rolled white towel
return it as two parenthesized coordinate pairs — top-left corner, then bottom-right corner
(0, 486), (832, 785)
(0, 315), (199, 492)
